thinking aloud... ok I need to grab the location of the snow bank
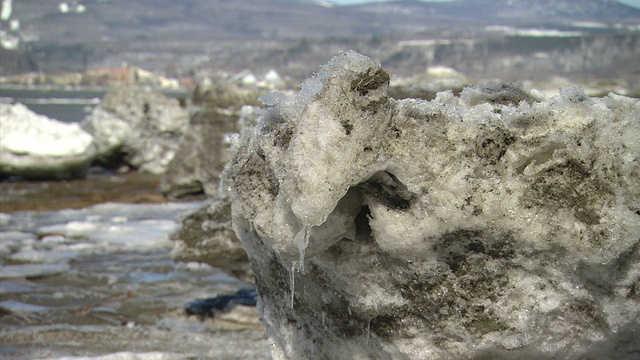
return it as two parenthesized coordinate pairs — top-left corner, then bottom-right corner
(223, 51), (640, 359)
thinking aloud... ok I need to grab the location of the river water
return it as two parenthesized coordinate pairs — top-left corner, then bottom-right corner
(0, 85), (189, 123)
(0, 87), (271, 359)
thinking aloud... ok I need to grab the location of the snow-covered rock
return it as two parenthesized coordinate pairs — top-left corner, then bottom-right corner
(223, 51), (640, 359)
(81, 86), (189, 174)
(0, 103), (96, 180)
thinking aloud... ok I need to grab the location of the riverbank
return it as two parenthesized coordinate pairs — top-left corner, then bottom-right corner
(0, 171), (198, 213)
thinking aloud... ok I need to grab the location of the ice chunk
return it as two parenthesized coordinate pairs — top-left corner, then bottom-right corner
(0, 263), (70, 279)
(0, 212), (11, 226)
(0, 103), (94, 157)
(0, 299), (50, 312)
(223, 51), (640, 359)
(258, 92), (287, 106)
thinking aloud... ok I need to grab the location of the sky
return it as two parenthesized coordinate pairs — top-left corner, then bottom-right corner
(330, 0), (640, 9)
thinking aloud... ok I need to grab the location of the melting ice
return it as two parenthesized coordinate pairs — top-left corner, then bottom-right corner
(0, 201), (271, 359)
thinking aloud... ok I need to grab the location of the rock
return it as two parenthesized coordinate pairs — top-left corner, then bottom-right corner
(171, 198), (253, 282)
(0, 103), (96, 180)
(223, 51), (640, 359)
(161, 78), (262, 199)
(81, 86), (189, 174)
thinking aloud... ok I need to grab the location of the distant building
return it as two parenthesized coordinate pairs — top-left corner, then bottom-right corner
(83, 66), (134, 86)
(81, 65), (181, 88)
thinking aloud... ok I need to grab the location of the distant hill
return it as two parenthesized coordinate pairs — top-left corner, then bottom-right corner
(7, 0), (640, 44)
(351, 0), (640, 26)
(440, 0), (640, 22)
(1, 0), (639, 76)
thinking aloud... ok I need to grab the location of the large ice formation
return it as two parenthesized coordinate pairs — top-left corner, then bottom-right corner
(161, 78), (263, 198)
(81, 86), (189, 174)
(223, 51), (639, 359)
(0, 103), (96, 180)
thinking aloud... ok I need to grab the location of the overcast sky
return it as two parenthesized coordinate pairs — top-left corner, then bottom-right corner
(331, 0), (640, 9)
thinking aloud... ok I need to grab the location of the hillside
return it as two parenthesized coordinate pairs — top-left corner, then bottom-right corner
(0, 0), (639, 83)
(8, 0), (640, 44)
(356, 0), (640, 22)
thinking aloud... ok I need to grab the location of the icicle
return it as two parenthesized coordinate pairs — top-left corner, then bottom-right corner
(290, 260), (297, 309)
(289, 226), (311, 309)
(294, 226), (311, 272)
(366, 318), (372, 345)
(322, 311), (326, 326)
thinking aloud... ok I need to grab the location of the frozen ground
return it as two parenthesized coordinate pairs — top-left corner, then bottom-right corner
(0, 202), (270, 360)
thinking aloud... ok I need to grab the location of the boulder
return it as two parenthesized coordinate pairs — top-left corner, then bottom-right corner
(223, 51), (640, 359)
(81, 86), (189, 174)
(0, 103), (96, 180)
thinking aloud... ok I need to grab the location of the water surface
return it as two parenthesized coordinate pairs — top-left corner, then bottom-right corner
(0, 202), (270, 359)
